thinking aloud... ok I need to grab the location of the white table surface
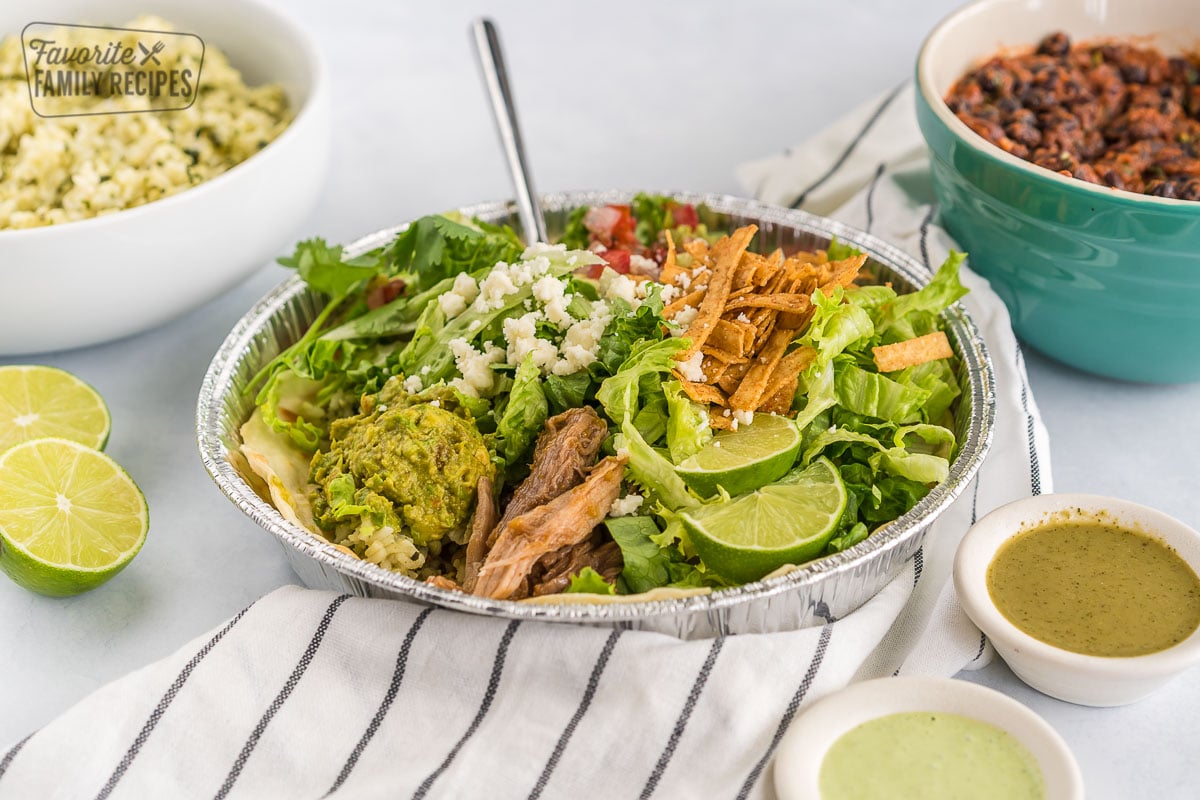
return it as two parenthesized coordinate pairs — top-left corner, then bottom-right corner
(3, 1), (1199, 797)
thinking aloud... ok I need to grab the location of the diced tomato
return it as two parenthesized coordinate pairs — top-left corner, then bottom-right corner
(610, 206), (639, 247)
(584, 204), (638, 248)
(601, 248), (631, 272)
(670, 202), (699, 228)
(582, 247), (631, 279)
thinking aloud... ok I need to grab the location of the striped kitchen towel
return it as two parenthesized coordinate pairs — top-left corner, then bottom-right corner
(0, 84), (1051, 800)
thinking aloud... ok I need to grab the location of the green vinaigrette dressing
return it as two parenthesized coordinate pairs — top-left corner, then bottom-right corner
(819, 711), (1045, 799)
(987, 520), (1200, 657)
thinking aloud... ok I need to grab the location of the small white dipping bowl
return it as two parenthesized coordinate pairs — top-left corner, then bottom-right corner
(773, 675), (1083, 799)
(955, 493), (1200, 707)
(0, 0), (330, 354)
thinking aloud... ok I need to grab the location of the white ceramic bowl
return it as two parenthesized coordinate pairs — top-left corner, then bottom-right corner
(773, 676), (1083, 799)
(955, 493), (1200, 707)
(0, 0), (330, 355)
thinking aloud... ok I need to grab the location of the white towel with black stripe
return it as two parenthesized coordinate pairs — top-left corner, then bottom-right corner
(0, 84), (1052, 800)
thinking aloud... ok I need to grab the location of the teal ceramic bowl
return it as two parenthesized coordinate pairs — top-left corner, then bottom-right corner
(916, 0), (1200, 383)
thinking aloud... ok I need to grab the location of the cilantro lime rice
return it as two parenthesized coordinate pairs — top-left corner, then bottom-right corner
(0, 16), (291, 230)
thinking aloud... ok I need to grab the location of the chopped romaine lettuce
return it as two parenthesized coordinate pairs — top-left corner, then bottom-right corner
(596, 337), (689, 425)
(494, 354), (548, 467)
(664, 380), (712, 463)
(565, 567), (617, 595)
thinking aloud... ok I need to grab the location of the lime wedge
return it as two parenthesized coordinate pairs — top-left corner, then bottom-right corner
(0, 438), (148, 597)
(675, 413), (802, 497)
(0, 365), (110, 453)
(681, 457), (847, 583)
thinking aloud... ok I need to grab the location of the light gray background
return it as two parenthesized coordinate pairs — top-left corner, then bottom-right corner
(2, 1), (1198, 797)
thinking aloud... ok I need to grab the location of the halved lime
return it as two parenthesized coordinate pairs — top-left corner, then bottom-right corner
(0, 438), (148, 597)
(681, 457), (847, 583)
(0, 365), (110, 453)
(675, 413), (802, 497)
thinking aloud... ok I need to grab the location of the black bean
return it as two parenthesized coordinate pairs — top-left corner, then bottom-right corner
(997, 96), (1022, 115)
(1121, 63), (1149, 83)
(1037, 32), (1071, 57)
(1148, 180), (1175, 197)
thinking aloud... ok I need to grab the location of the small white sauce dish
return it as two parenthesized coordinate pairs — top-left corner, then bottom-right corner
(773, 675), (1083, 800)
(955, 493), (1200, 707)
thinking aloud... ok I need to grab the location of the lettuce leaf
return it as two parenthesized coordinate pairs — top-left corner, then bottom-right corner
(596, 337), (689, 425)
(605, 516), (722, 593)
(801, 287), (875, 366)
(826, 521), (870, 554)
(259, 369), (327, 452)
(560, 206), (589, 250)
(615, 419), (699, 511)
(565, 567), (617, 595)
(825, 236), (865, 261)
(631, 193), (674, 247)
(891, 359), (960, 425)
(664, 380), (712, 463)
(873, 251), (968, 341)
(595, 285), (667, 375)
(606, 516), (670, 593)
(834, 362), (932, 424)
(544, 372), (592, 415)
(494, 354), (548, 466)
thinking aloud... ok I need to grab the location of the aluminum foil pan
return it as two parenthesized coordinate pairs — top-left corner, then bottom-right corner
(198, 191), (995, 639)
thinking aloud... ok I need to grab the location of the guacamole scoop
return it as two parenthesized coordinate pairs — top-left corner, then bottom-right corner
(311, 400), (492, 547)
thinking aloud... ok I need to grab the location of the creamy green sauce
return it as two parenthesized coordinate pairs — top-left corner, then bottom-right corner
(987, 518), (1200, 657)
(818, 711), (1045, 800)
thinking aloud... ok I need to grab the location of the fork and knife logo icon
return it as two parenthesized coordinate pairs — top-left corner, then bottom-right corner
(137, 40), (165, 66)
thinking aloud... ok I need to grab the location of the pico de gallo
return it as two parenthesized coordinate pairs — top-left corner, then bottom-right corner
(560, 193), (719, 279)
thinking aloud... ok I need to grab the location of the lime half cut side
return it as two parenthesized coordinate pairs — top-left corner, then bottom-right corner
(681, 457), (847, 584)
(0, 438), (148, 597)
(675, 413), (803, 497)
(0, 365), (110, 453)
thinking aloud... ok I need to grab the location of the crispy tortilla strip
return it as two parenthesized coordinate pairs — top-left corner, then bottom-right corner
(699, 357), (728, 383)
(659, 230), (682, 285)
(708, 318), (753, 357)
(751, 310), (778, 353)
(761, 346), (816, 402)
(788, 249), (823, 265)
(664, 288), (706, 318)
(716, 361), (751, 395)
(679, 379), (728, 406)
(709, 409), (735, 430)
(872, 331), (954, 372)
(683, 238), (709, 262)
(239, 409), (318, 534)
(730, 256), (756, 291)
(701, 345), (748, 365)
(729, 327), (796, 411)
(759, 380), (798, 415)
(725, 293), (812, 314)
(817, 254), (868, 294)
(783, 306), (817, 330)
(756, 249), (784, 285)
(675, 225), (756, 360)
